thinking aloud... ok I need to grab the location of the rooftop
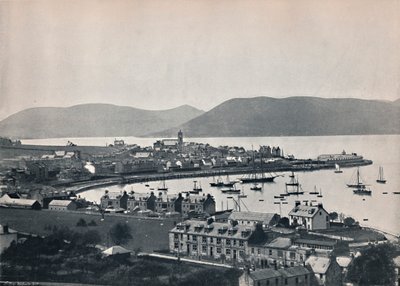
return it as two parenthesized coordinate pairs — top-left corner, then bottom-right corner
(265, 237), (292, 249)
(49, 199), (75, 207)
(289, 204), (326, 218)
(229, 211), (278, 224)
(305, 256), (331, 274)
(249, 268), (282, 281)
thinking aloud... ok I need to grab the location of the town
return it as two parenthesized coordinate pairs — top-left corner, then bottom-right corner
(0, 133), (398, 286)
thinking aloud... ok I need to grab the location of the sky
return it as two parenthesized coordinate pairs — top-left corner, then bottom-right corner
(0, 0), (399, 120)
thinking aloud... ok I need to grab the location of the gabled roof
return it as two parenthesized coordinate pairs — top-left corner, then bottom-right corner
(336, 256), (353, 268)
(305, 256), (331, 274)
(265, 237), (292, 249)
(49, 199), (74, 207)
(277, 266), (311, 277)
(249, 268), (282, 281)
(289, 205), (327, 218)
(229, 211), (278, 224)
(102, 246), (131, 256)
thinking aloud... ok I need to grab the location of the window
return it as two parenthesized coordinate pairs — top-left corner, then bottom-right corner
(210, 237), (214, 243)
(269, 249), (272, 255)
(275, 278), (279, 285)
(202, 237), (207, 243)
(226, 249), (231, 255)
(239, 240), (244, 247)
(290, 252), (295, 259)
(174, 242), (179, 249)
(217, 238), (222, 245)
(257, 248), (261, 255)
(174, 234), (179, 240)
(192, 235), (197, 242)
(226, 239), (231, 246)
(192, 244), (197, 251)
(285, 278), (288, 285)
(295, 277), (298, 284)
(202, 245), (207, 253)
(278, 250), (283, 257)
(251, 248), (254, 254)
(233, 240), (237, 246)
(267, 280), (270, 285)
(217, 247), (221, 254)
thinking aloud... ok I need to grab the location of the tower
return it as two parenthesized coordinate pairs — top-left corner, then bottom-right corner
(177, 130), (183, 152)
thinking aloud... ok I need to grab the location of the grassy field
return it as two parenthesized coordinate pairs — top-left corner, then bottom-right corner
(0, 208), (177, 252)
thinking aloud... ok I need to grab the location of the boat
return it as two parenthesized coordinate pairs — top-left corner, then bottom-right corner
(393, 192), (400, 195)
(222, 175), (236, 187)
(192, 180), (202, 192)
(274, 195), (283, 199)
(334, 164), (343, 173)
(157, 178), (168, 191)
(346, 168), (367, 188)
(250, 183), (262, 191)
(221, 185), (240, 194)
(317, 188), (323, 198)
(376, 166), (386, 184)
(241, 151), (278, 183)
(210, 177), (224, 187)
(353, 185), (372, 195)
(284, 172), (304, 195)
(145, 184), (150, 187)
(309, 185), (319, 195)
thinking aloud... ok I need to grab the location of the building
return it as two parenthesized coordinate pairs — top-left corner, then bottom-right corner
(100, 191), (129, 210)
(169, 220), (254, 262)
(127, 192), (157, 212)
(181, 193), (216, 217)
(248, 237), (314, 269)
(394, 255), (400, 286)
(229, 211), (280, 228)
(293, 239), (337, 251)
(239, 266), (313, 286)
(48, 199), (77, 211)
(288, 202), (330, 230)
(0, 225), (18, 255)
(316, 151), (363, 164)
(305, 256), (342, 286)
(0, 194), (41, 210)
(155, 193), (182, 213)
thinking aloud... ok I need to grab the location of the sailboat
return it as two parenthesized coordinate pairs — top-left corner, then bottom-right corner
(317, 188), (323, 198)
(190, 180), (203, 194)
(284, 172), (304, 195)
(221, 184), (240, 194)
(334, 164), (343, 173)
(346, 168), (366, 188)
(309, 185), (319, 195)
(210, 175), (224, 187)
(241, 150), (278, 183)
(222, 175), (236, 187)
(376, 166), (386, 184)
(157, 176), (168, 191)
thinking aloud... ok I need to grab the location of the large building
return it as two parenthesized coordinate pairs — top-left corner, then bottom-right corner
(169, 220), (254, 262)
(305, 256), (342, 286)
(100, 191), (129, 210)
(181, 193), (216, 217)
(288, 202), (330, 230)
(48, 199), (77, 211)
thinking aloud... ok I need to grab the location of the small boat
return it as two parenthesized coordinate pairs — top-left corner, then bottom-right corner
(222, 175), (236, 187)
(376, 166), (386, 184)
(363, 218), (369, 221)
(192, 180), (202, 192)
(210, 175), (224, 187)
(393, 192), (400, 195)
(145, 184), (150, 187)
(274, 195), (283, 199)
(250, 183), (262, 191)
(347, 168), (367, 188)
(221, 185), (240, 193)
(317, 189), (323, 198)
(309, 186), (319, 195)
(353, 186), (372, 195)
(382, 192), (388, 194)
(334, 164), (343, 174)
(284, 172), (304, 195)
(157, 179), (168, 191)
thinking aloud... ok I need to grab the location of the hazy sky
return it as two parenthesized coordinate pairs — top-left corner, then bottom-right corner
(0, 0), (399, 120)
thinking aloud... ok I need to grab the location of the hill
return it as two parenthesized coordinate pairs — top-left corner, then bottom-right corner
(150, 97), (400, 137)
(0, 104), (204, 139)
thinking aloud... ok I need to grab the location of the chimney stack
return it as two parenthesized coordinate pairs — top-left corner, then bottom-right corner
(295, 200), (301, 207)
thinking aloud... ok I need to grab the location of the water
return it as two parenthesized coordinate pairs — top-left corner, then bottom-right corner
(23, 135), (400, 235)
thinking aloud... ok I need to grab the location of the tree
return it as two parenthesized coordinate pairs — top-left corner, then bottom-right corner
(343, 217), (356, 227)
(277, 217), (290, 228)
(109, 223), (132, 245)
(329, 212), (338, 221)
(77, 218), (87, 227)
(347, 243), (396, 285)
(248, 223), (268, 244)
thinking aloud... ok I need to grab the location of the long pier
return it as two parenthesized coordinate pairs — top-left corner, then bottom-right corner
(65, 159), (372, 193)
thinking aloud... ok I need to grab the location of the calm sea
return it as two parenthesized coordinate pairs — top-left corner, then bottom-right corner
(23, 135), (400, 235)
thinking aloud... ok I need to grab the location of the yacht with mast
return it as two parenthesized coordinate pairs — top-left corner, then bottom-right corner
(376, 166), (386, 184)
(284, 171), (304, 195)
(346, 168), (366, 188)
(334, 164), (343, 173)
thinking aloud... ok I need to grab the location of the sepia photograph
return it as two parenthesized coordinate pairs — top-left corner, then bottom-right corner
(0, 0), (399, 285)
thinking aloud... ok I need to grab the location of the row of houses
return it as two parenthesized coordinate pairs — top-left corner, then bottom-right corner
(100, 191), (216, 216)
(169, 212), (343, 285)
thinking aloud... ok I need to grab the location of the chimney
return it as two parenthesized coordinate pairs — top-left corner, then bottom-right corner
(295, 201), (301, 207)
(3, 225), (9, 234)
(318, 203), (323, 209)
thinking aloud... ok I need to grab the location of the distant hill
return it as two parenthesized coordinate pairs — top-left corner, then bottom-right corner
(0, 104), (204, 139)
(150, 97), (400, 137)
